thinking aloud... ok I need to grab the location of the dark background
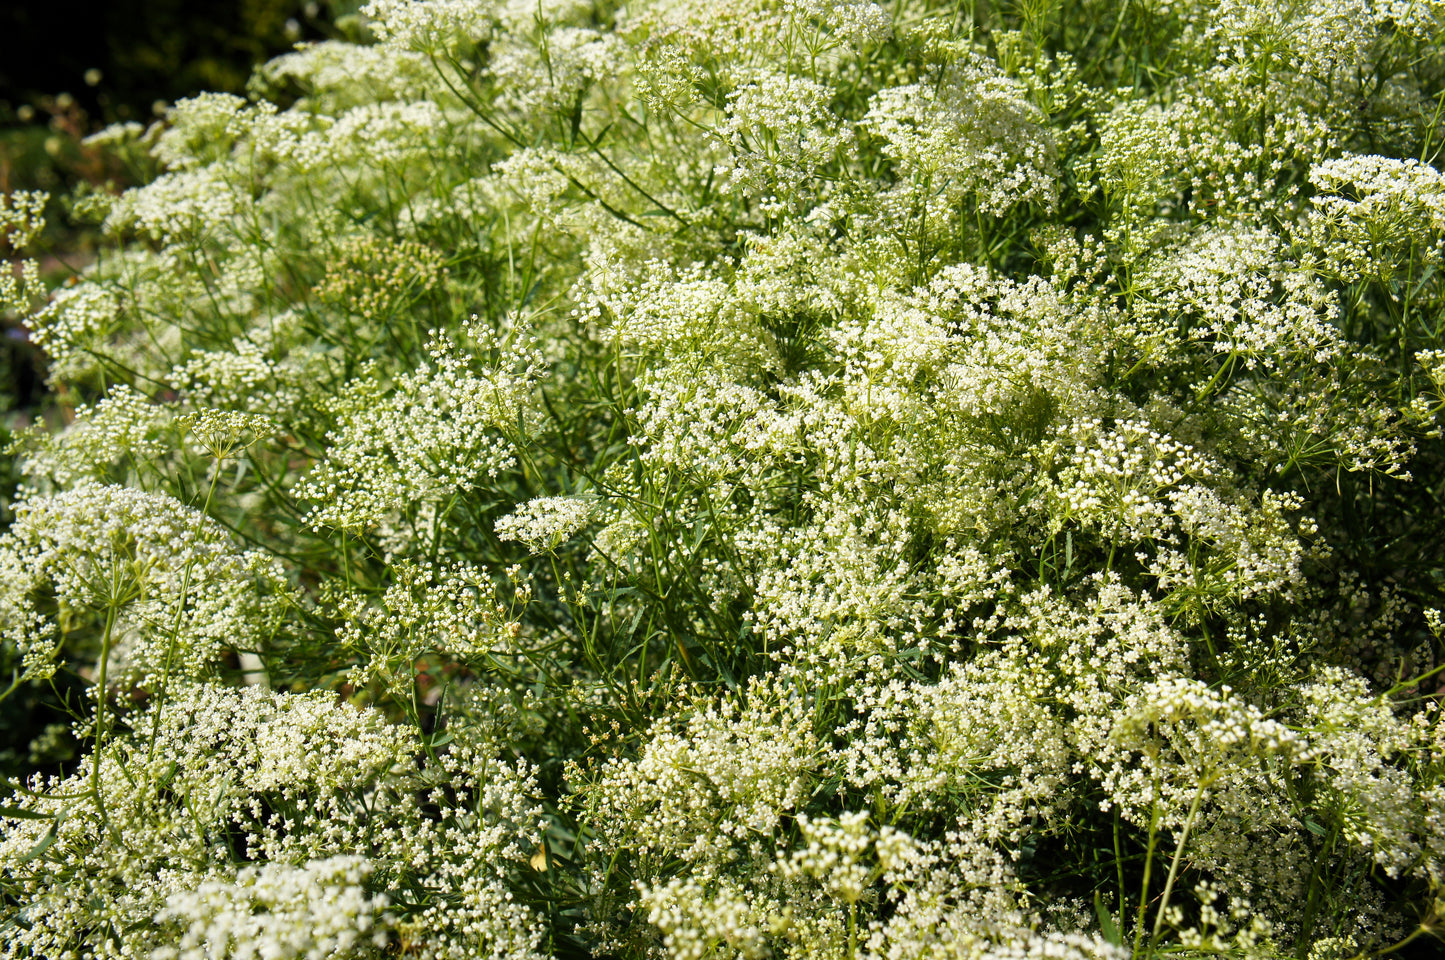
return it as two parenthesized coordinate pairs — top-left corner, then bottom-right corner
(0, 0), (330, 124)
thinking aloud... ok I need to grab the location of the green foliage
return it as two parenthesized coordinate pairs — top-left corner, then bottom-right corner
(3, 1), (1445, 959)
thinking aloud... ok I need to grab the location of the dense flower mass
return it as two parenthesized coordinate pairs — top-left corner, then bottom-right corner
(3, 1), (1445, 958)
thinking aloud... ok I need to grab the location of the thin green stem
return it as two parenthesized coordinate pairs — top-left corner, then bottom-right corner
(1133, 800), (1161, 957)
(146, 460), (224, 766)
(1151, 783), (1205, 947)
(90, 598), (122, 828)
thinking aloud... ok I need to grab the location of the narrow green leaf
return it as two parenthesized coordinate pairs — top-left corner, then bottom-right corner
(1094, 892), (1122, 946)
(19, 821), (60, 863)
(0, 805), (51, 820)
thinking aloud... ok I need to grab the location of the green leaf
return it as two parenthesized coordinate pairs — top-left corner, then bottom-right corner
(1094, 892), (1122, 946)
(19, 820), (59, 863)
(0, 805), (50, 820)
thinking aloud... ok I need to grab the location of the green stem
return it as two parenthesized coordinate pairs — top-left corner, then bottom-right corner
(1133, 801), (1161, 957)
(1151, 783), (1205, 947)
(147, 461), (223, 766)
(1114, 808), (1127, 923)
(90, 598), (121, 828)
(0, 668), (25, 707)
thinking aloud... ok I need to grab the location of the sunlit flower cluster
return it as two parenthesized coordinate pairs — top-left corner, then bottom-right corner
(4, 1), (1445, 958)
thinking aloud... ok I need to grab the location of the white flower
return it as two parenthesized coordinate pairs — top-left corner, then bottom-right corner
(495, 495), (596, 553)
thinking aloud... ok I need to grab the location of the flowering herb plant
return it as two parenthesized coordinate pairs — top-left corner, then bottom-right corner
(4, 1), (1445, 958)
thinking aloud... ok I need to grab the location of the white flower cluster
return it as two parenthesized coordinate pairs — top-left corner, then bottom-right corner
(0, 684), (546, 960)
(1308, 154), (1445, 284)
(714, 70), (851, 209)
(495, 495), (595, 553)
(152, 856), (393, 960)
(8, 0), (1445, 957)
(0, 189), (47, 251)
(12, 384), (169, 488)
(0, 484), (285, 686)
(179, 408), (277, 460)
(361, 0), (496, 50)
(22, 282), (125, 384)
(298, 324), (545, 531)
(863, 52), (1058, 217)
(577, 680), (816, 871)
(639, 875), (774, 960)
(105, 166), (243, 244)
(334, 558), (523, 693)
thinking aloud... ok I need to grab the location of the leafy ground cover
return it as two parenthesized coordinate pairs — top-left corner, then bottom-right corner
(4, 1), (1445, 958)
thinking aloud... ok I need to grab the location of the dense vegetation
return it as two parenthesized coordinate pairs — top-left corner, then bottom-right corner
(4, 1), (1445, 958)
